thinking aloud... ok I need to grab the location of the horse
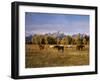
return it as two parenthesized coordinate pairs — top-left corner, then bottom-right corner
(76, 45), (85, 50)
(53, 45), (64, 53)
(49, 45), (54, 48)
(66, 45), (72, 48)
(38, 44), (45, 50)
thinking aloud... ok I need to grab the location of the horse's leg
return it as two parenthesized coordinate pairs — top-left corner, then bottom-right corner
(79, 46), (81, 50)
(80, 46), (83, 50)
(58, 48), (60, 52)
(61, 47), (63, 53)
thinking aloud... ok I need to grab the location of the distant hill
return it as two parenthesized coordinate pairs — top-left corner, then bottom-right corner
(44, 31), (66, 39)
(72, 33), (89, 38)
(25, 35), (32, 44)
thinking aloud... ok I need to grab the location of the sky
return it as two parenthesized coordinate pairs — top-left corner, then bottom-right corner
(25, 12), (89, 36)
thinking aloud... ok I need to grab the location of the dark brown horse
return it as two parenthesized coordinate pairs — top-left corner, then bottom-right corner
(53, 45), (64, 53)
(76, 45), (85, 50)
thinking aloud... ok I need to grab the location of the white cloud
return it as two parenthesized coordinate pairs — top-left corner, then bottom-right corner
(26, 20), (89, 36)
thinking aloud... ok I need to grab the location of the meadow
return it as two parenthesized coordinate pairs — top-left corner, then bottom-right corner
(25, 44), (89, 68)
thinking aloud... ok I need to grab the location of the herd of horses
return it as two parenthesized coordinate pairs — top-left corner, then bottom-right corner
(38, 44), (85, 52)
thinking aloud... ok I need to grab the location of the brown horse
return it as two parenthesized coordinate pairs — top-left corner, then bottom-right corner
(53, 45), (64, 53)
(76, 45), (85, 50)
(38, 44), (45, 50)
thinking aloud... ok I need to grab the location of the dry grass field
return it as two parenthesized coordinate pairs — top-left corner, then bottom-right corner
(25, 44), (89, 68)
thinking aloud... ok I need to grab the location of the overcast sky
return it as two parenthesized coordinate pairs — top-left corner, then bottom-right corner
(25, 12), (89, 36)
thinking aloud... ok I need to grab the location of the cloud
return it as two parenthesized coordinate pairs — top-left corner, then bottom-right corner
(25, 18), (89, 36)
(25, 12), (89, 36)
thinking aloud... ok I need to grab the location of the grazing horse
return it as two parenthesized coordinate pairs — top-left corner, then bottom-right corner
(38, 44), (45, 50)
(53, 45), (64, 53)
(66, 45), (72, 48)
(76, 45), (85, 50)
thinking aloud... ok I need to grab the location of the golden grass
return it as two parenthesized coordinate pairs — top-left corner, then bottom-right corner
(25, 44), (89, 68)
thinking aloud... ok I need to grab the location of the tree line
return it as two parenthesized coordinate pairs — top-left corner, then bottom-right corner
(26, 33), (89, 46)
